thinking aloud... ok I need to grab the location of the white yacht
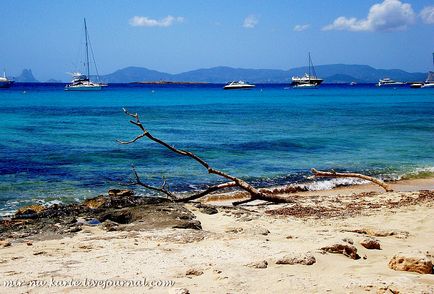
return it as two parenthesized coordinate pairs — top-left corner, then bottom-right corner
(421, 71), (434, 88)
(65, 19), (104, 91)
(0, 71), (14, 88)
(292, 53), (323, 88)
(223, 81), (255, 90)
(377, 78), (405, 87)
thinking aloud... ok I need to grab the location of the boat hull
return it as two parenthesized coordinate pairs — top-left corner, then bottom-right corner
(293, 84), (319, 89)
(64, 85), (102, 91)
(291, 79), (323, 87)
(0, 81), (14, 89)
(421, 83), (434, 88)
(223, 85), (255, 90)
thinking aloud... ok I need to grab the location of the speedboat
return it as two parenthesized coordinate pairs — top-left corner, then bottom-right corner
(0, 71), (14, 88)
(223, 81), (255, 90)
(377, 78), (405, 87)
(291, 52), (323, 88)
(65, 19), (103, 91)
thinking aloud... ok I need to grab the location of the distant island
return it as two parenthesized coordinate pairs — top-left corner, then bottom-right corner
(100, 65), (427, 84)
(13, 64), (428, 84)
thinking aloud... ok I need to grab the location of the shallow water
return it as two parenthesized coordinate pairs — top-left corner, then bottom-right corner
(0, 83), (433, 214)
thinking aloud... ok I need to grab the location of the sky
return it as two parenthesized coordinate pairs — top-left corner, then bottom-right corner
(1, 0), (433, 81)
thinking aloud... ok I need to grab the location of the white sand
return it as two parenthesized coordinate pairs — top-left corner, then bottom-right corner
(0, 180), (433, 293)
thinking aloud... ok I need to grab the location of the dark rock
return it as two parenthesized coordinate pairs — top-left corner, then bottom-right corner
(321, 243), (360, 260)
(185, 268), (203, 276)
(360, 238), (381, 250)
(173, 220), (202, 230)
(195, 203), (218, 215)
(99, 210), (133, 224)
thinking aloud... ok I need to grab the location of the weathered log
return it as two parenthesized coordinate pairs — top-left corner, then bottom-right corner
(310, 168), (393, 192)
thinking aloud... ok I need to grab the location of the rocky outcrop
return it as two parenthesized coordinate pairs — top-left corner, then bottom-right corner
(246, 260), (268, 269)
(360, 238), (381, 250)
(389, 252), (433, 274)
(321, 243), (360, 260)
(1, 189), (200, 239)
(15, 205), (45, 218)
(276, 253), (316, 265)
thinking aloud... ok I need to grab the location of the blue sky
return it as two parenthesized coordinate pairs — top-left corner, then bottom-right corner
(1, 0), (433, 81)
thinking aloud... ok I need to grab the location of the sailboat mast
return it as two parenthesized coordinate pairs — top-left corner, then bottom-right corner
(84, 18), (90, 79)
(308, 52), (311, 81)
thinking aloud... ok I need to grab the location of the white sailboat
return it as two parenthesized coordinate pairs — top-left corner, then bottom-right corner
(291, 52), (323, 88)
(65, 18), (104, 91)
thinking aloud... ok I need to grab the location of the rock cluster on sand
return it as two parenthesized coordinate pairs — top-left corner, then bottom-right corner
(0, 189), (202, 240)
(388, 252), (433, 274)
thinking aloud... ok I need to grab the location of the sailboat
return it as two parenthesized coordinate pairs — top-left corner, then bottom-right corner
(65, 18), (103, 91)
(421, 71), (434, 88)
(291, 52), (323, 88)
(0, 70), (14, 88)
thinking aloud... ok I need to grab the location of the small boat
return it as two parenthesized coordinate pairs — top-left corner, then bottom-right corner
(350, 81), (357, 86)
(223, 81), (255, 90)
(0, 71), (14, 88)
(65, 19), (103, 91)
(421, 71), (434, 88)
(377, 78), (405, 87)
(410, 83), (423, 88)
(292, 52), (323, 88)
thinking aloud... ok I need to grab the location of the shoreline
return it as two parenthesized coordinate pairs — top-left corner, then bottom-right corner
(0, 177), (433, 293)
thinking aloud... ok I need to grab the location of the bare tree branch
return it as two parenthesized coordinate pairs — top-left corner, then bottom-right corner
(118, 108), (295, 204)
(310, 168), (393, 192)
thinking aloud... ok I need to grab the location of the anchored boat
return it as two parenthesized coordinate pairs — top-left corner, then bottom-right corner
(0, 71), (14, 88)
(223, 81), (255, 90)
(291, 53), (323, 88)
(65, 18), (104, 91)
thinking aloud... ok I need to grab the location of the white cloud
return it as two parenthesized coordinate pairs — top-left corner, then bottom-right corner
(243, 15), (258, 28)
(420, 6), (434, 24)
(293, 24), (310, 32)
(129, 15), (184, 27)
(323, 0), (415, 32)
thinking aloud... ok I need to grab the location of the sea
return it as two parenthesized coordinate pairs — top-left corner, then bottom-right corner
(0, 83), (433, 215)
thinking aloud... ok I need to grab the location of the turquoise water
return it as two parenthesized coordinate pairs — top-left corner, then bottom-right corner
(0, 83), (433, 214)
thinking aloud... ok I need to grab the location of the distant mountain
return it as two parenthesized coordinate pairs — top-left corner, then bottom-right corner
(99, 64), (427, 84)
(15, 69), (39, 82)
(101, 66), (171, 83)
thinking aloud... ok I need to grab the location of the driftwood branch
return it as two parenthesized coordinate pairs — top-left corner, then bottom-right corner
(310, 168), (393, 192)
(118, 108), (294, 205)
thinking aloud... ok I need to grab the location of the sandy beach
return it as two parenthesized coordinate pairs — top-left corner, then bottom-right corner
(0, 178), (433, 293)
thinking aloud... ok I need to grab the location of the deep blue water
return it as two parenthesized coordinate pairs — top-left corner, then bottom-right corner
(0, 83), (433, 214)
